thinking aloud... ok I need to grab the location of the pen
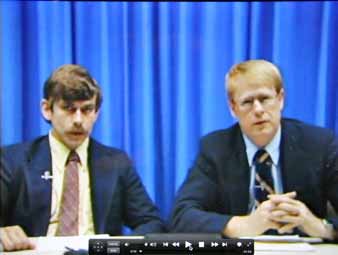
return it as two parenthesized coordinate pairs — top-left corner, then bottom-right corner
(65, 246), (88, 255)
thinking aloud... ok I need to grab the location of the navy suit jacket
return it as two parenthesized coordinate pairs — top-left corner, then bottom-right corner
(0, 136), (165, 236)
(170, 119), (338, 235)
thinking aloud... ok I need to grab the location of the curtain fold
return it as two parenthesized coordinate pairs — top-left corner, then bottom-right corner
(1, 1), (337, 218)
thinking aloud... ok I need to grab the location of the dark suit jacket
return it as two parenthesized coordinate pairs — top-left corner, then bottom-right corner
(170, 118), (338, 235)
(0, 136), (165, 236)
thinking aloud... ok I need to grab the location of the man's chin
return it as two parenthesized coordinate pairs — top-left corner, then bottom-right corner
(64, 139), (85, 150)
(249, 129), (275, 147)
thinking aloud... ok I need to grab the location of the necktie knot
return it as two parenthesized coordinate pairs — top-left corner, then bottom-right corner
(67, 150), (80, 164)
(253, 149), (272, 165)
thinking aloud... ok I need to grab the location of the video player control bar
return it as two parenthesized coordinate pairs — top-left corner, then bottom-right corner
(89, 238), (254, 254)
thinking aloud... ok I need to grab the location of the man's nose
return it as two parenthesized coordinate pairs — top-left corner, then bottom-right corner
(73, 109), (83, 124)
(252, 99), (264, 113)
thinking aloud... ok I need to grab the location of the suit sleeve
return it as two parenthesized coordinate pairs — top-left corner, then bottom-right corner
(122, 166), (166, 234)
(169, 145), (232, 234)
(0, 148), (14, 226)
(324, 132), (338, 232)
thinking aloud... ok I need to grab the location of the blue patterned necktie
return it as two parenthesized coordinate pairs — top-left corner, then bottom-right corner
(254, 149), (275, 204)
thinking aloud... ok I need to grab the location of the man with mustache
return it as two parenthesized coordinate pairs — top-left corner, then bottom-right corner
(170, 60), (338, 240)
(0, 64), (165, 251)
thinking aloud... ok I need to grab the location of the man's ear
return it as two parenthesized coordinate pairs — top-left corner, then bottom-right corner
(93, 109), (100, 122)
(228, 99), (237, 118)
(278, 88), (285, 111)
(41, 99), (52, 122)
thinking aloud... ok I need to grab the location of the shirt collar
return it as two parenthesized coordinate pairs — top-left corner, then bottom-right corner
(76, 136), (89, 167)
(48, 131), (89, 168)
(242, 125), (281, 166)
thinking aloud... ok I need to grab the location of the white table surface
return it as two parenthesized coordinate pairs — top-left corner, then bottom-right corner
(2, 236), (338, 255)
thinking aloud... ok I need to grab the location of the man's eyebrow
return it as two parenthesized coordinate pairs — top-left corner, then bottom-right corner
(76, 104), (95, 111)
(60, 101), (74, 107)
(239, 92), (274, 100)
(81, 103), (95, 107)
(238, 95), (255, 101)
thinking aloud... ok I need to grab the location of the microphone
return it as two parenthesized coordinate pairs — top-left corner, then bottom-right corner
(41, 171), (53, 180)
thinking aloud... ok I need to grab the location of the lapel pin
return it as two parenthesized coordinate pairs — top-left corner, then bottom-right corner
(41, 171), (53, 180)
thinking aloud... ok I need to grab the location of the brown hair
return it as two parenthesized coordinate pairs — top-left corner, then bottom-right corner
(226, 60), (283, 100)
(43, 64), (102, 110)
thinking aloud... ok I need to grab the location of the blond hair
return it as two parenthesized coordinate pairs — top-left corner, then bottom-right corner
(226, 60), (283, 100)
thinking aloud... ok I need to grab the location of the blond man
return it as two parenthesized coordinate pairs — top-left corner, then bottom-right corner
(170, 60), (338, 240)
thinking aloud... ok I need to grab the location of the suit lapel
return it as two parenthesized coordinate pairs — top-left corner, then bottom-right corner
(221, 126), (251, 214)
(280, 120), (311, 196)
(89, 140), (117, 233)
(26, 136), (52, 235)
(231, 137), (251, 214)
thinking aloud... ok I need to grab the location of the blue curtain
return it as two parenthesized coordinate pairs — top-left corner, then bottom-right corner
(1, 1), (337, 219)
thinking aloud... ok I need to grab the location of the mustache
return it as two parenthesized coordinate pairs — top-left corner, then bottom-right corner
(69, 126), (86, 133)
